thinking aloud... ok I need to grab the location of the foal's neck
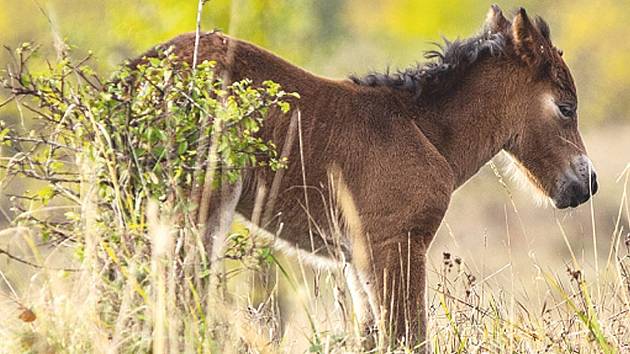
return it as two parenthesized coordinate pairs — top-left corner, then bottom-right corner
(411, 60), (524, 188)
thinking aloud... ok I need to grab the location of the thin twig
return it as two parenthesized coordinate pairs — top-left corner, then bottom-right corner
(0, 248), (79, 272)
(0, 95), (15, 109)
(191, 0), (206, 71)
(262, 109), (299, 225)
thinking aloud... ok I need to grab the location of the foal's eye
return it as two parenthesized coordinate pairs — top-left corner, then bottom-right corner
(557, 104), (576, 119)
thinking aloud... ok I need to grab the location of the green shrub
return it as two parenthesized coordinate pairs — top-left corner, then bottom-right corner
(0, 42), (296, 352)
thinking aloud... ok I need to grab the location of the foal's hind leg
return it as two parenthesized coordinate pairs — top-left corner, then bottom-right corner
(204, 178), (243, 286)
(344, 264), (377, 337)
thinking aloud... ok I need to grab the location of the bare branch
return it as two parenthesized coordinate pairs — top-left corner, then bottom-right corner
(0, 248), (79, 272)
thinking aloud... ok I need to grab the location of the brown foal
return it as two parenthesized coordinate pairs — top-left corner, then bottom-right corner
(131, 5), (597, 350)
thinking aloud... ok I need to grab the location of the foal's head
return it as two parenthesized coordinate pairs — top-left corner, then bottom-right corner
(488, 6), (597, 209)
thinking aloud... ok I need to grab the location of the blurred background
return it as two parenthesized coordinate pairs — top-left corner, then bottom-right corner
(1, 0), (628, 349)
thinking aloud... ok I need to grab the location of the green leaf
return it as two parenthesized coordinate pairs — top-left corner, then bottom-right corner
(36, 185), (55, 205)
(49, 161), (64, 172)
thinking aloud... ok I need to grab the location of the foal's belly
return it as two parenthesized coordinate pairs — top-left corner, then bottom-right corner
(234, 210), (351, 269)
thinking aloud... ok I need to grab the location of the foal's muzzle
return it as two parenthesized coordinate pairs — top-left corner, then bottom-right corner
(552, 155), (598, 209)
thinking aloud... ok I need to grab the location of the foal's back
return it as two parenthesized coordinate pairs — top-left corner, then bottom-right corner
(137, 32), (326, 96)
(133, 31), (447, 255)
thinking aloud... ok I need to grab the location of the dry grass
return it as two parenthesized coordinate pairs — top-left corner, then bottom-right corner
(0, 153), (628, 353)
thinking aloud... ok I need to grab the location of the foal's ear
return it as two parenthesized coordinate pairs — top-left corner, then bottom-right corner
(511, 8), (547, 67)
(485, 4), (510, 33)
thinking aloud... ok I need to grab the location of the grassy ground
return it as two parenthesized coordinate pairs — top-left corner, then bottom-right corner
(0, 125), (628, 353)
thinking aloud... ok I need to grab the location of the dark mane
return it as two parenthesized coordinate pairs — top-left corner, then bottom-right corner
(350, 15), (554, 97)
(350, 31), (506, 97)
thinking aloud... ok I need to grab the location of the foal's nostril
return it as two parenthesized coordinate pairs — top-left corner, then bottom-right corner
(570, 182), (582, 196)
(564, 179), (594, 208)
(590, 173), (598, 195)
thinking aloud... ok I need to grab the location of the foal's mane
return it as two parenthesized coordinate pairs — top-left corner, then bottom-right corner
(350, 31), (506, 97)
(350, 17), (551, 97)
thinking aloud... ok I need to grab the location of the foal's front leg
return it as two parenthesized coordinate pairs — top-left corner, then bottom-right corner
(362, 231), (431, 350)
(344, 264), (377, 338)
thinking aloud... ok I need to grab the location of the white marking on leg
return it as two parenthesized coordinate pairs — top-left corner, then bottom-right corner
(208, 178), (242, 268)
